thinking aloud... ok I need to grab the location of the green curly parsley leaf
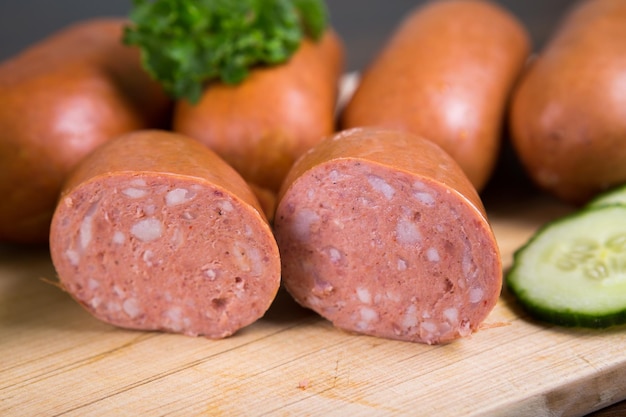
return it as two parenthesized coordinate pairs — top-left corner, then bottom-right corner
(293, 0), (327, 40)
(123, 0), (329, 103)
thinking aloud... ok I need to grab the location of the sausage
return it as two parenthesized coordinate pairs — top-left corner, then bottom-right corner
(0, 18), (172, 244)
(247, 183), (277, 224)
(509, 0), (626, 204)
(49, 130), (281, 338)
(273, 127), (502, 344)
(173, 29), (344, 193)
(340, 0), (530, 192)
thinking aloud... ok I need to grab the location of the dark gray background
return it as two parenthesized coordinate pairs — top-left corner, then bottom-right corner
(0, 0), (578, 71)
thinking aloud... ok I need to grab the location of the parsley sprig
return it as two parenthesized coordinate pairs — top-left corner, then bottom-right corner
(123, 0), (328, 103)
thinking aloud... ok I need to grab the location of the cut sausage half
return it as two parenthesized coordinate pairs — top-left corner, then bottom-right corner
(50, 130), (281, 338)
(274, 127), (502, 344)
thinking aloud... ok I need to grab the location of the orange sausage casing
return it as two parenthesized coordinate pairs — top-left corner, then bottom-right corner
(510, 0), (626, 204)
(174, 29), (344, 193)
(341, 0), (530, 192)
(0, 18), (171, 244)
(274, 127), (502, 344)
(49, 130), (281, 338)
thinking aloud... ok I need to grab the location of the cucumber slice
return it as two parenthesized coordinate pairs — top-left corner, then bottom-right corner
(506, 205), (626, 328)
(587, 183), (626, 208)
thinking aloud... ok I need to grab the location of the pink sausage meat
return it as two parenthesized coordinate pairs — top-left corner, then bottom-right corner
(50, 130), (281, 338)
(274, 127), (502, 344)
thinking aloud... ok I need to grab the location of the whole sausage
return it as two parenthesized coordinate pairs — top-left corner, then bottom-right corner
(509, 0), (626, 204)
(340, 0), (530, 192)
(273, 127), (502, 344)
(0, 18), (171, 244)
(174, 29), (344, 193)
(49, 130), (281, 338)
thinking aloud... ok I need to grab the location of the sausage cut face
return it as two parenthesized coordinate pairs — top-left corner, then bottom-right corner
(274, 129), (501, 344)
(51, 173), (279, 338)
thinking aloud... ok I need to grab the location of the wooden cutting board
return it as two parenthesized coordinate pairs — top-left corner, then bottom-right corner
(2, 155), (626, 417)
